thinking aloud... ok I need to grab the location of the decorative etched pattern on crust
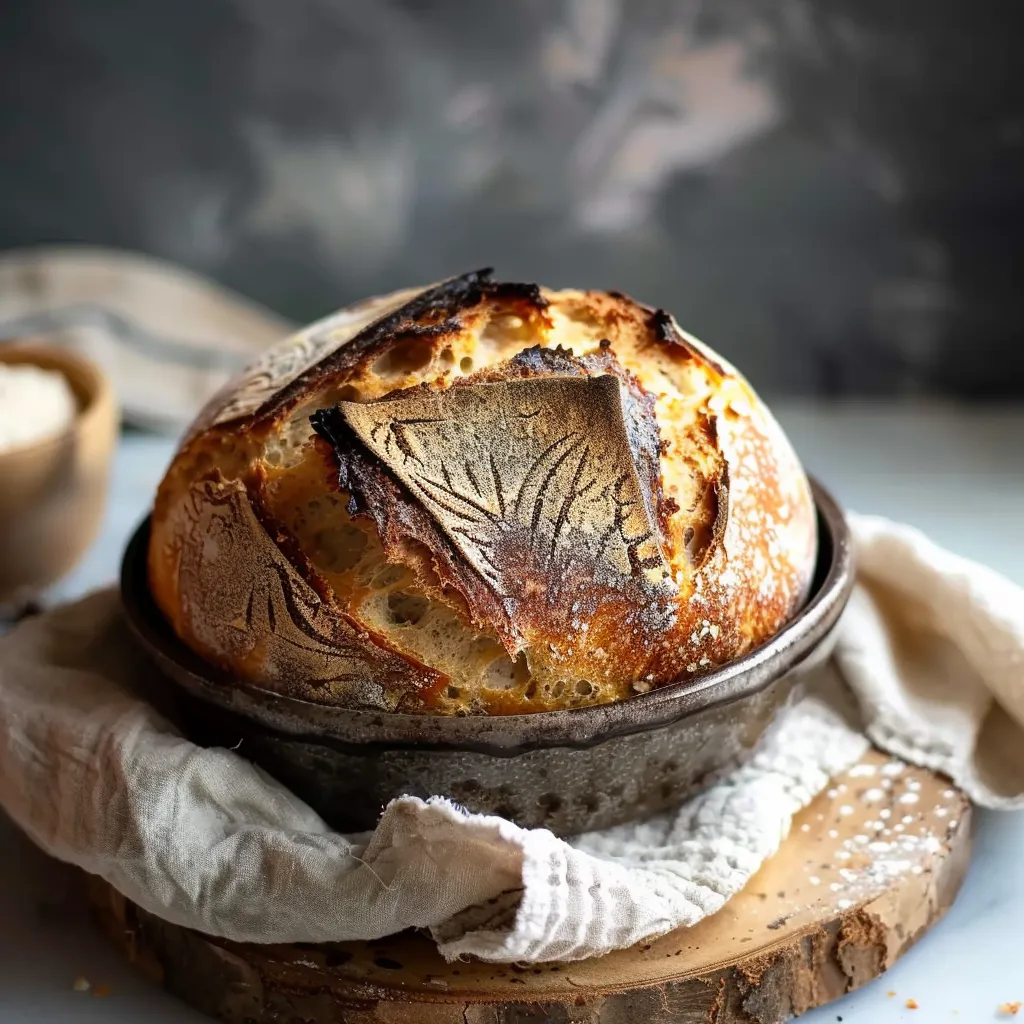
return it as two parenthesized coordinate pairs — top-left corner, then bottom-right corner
(186, 285), (426, 441)
(176, 477), (436, 709)
(314, 373), (679, 657)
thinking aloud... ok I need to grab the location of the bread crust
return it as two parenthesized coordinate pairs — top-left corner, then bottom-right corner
(149, 270), (817, 714)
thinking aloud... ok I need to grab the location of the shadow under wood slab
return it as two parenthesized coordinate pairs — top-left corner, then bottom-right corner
(85, 749), (970, 1023)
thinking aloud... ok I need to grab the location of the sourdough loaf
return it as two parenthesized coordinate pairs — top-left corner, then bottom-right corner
(149, 270), (817, 714)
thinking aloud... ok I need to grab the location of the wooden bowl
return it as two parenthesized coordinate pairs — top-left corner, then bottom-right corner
(120, 479), (853, 837)
(0, 345), (117, 613)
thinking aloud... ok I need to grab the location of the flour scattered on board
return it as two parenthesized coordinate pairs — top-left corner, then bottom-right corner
(797, 757), (964, 910)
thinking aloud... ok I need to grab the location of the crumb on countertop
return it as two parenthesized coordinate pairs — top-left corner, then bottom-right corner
(905, 998), (919, 1010)
(92, 983), (112, 998)
(71, 976), (90, 993)
(998, 1002), (1022, 1017)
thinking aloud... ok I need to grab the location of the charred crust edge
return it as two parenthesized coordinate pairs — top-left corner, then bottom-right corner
(646, 307), (728, 377)
(254, 269), (550, 427)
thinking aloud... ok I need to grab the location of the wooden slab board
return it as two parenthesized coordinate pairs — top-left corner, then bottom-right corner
(87, 749), (971, 1024)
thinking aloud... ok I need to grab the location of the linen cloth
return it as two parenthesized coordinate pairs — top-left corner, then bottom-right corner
(1, 514), (1023, 963)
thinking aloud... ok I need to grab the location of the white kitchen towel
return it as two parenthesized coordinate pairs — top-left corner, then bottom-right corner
(1, 514), (1023, 964)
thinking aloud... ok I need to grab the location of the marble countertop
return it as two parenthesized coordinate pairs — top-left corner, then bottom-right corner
(2, 404), (1023, 1022)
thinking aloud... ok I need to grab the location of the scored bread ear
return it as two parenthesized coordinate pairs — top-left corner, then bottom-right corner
(311, 371), (680, 658)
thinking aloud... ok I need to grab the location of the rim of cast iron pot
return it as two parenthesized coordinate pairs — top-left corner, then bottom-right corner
(121, 477), (852, 754)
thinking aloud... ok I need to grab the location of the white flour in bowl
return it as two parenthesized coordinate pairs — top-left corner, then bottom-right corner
(0, 362), (78, 453)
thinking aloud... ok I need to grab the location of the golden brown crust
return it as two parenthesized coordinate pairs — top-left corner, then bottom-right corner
(149, 270), (817, 714)
(155, 475), (439, 709)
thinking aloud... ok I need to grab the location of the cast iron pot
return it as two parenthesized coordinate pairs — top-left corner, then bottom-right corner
(120, 478), (852, 837)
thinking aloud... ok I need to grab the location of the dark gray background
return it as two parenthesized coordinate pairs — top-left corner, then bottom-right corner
(2, 0), (1022, 397)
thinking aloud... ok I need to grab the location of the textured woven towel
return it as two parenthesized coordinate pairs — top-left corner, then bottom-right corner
(0, 246), (294, 431)
(1, 514), (1023, 963)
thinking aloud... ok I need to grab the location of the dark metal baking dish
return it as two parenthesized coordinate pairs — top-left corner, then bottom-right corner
(120, 478), (852, 837)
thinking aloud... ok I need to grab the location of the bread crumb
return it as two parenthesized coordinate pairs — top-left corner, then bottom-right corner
(886, 990), (896, 997)
(905, 998), (919, 1009)
(92, 983), (112, 998)
(71, 976), (90, 992)
(998, 1003), (1022, 1017)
